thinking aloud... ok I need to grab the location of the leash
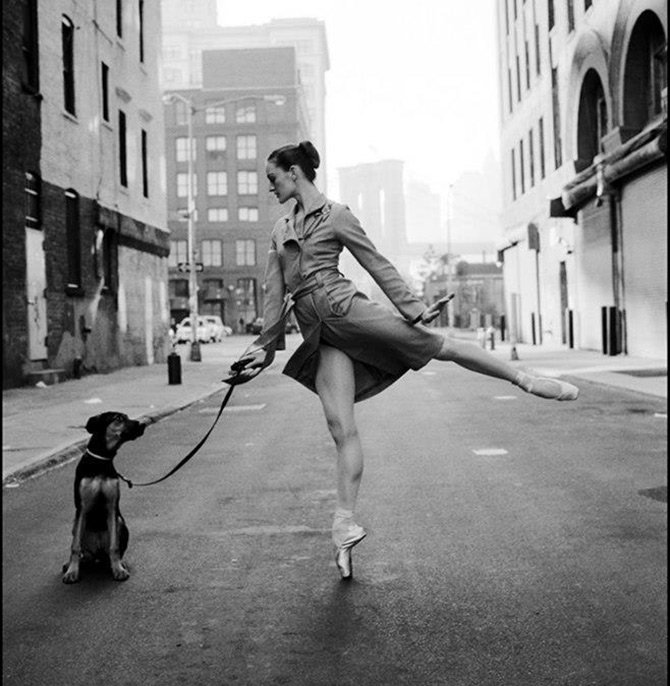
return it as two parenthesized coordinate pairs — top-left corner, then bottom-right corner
(117, 296), (296, 488)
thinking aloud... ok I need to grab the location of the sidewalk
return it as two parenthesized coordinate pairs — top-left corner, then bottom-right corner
(2, 331), (666, 485)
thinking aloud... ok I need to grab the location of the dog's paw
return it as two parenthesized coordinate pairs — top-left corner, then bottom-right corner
(62, 567), (80, 584)
(111, 562), (130, 581)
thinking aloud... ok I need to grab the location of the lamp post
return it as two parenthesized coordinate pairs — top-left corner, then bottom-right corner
(445, 183), (454, 329)
(163, 92), (286, 361)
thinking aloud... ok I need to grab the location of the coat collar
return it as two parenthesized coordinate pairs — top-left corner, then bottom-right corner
(280, 194), (330, 245)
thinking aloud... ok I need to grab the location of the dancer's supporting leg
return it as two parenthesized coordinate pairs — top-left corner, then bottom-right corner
(434, 336), (579, 400)
(315, 345), (367, 578)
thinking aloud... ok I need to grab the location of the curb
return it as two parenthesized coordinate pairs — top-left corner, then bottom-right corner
(2, 385), (227, 488)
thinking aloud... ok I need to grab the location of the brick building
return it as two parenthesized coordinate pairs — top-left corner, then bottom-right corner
(2, 0), (170, 388)
(495, 0), (667, 357)
(164, 47), (310, 330)
(160, 2), (330, 190)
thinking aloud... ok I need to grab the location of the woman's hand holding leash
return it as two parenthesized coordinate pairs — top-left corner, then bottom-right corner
(224, 348), (274, 385)
(418, 293), (455, 325)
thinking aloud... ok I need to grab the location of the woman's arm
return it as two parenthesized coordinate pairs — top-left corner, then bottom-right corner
(334, 205), (426, 322)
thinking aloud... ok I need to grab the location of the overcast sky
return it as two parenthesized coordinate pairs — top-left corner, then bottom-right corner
(216, 0), (501, 207)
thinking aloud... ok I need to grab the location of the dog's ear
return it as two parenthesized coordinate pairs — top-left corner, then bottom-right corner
(85, 414), (103, 434)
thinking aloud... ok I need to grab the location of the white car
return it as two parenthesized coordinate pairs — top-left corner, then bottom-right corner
(203, 315), (227, 342)
(175, 317), (209, 344)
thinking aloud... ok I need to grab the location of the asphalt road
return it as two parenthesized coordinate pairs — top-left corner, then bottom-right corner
(3, 360), (667, 686)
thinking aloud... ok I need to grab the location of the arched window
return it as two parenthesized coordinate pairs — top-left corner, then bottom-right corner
(576, 69), (607, 167)
(623, 11), (667, 132)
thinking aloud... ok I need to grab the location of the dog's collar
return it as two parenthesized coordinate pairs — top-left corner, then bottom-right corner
(86, 449), (114, 461)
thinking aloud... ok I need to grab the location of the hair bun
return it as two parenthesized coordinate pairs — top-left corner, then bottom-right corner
(298, 141), (320, 169)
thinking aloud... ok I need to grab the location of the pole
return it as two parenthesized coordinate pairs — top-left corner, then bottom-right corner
(186, 99), (201, 362)
(445, 183), (453, 329)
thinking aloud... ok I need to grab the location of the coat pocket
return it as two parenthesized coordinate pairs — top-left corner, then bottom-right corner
(323, 282), (356, 318)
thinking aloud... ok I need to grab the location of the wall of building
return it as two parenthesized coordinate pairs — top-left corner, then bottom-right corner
(621, 164), (667, 358)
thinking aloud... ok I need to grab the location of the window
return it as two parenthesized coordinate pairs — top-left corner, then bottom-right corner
(623, 11), (667, 130)
(567, 0), (575, 32)
(25, 172), (41, 229)
(208, 208), (228, 222)
(170, 279), (189, 297)
(577, 69), (608, 166)
(62, 16), (75, 115)
(176, 172), (197, 197)
(141, 129), (149, 198)
(511, 148), (517, 200)
(504, 0), (510, 34)
(548, 0), (555, 30)
(539, 117), (546, 179)
(534, 24), (541, 75)
(236, 104), (256, 123)
(507, 68), (513, 113)
(65, 190), (81, 288)
(519, 139), (525, 194)
(236, 135), (257, 160)
(584, 0), (592, 9)
(101, 63), (110, 121)
(515, 55), (522, 101)
(175, 137), (196, 162)
(116, 0), (123, 38)
(238, 207), (259, 222)
(22, 0), (39, 92)
(513, 0), (518, 20)
(525, 41), (531, 89)
(168, 240), (187, 267)
(205, 136), (226, 158)
(205, 105), (225, 124)
(528, 129), (535, 187)
(551, 67), (563, 168)
(118, 110), (128, 187)
(201, 240), (222, 266)
(207, 171), (227, 196)
(237, 171), (258, 195)
(102, 228), (117, 291)
(138, 0), (144, 62)
(236, 239), (256, 266)
(175, 101), (189, 125)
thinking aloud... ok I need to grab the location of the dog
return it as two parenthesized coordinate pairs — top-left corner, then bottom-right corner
(62, 412), (146, 584)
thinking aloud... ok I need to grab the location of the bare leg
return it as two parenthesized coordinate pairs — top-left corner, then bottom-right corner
(315, 345), (367, 578)
(315, 345), (363, 512)
(434, 336), (579, 400)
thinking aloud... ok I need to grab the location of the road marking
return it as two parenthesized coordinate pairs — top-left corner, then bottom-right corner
(654, 413), (667, 418)
(494, 395), (517, 400)
(472, 448), (509, 456)
(198, 404), (266, 414)
(421, 371), (437, 376)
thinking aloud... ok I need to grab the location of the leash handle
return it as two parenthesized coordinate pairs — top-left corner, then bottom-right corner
(118, 295), (295, 488)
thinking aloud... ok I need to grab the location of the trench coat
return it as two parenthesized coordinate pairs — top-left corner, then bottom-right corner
(259, 193), (444, 402)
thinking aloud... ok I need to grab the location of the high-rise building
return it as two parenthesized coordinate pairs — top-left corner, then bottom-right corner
(160, 4), (330, 189)
(164, 47), (309, 330)
(495, 0), (666, 357)
(3, 0), (169, 388)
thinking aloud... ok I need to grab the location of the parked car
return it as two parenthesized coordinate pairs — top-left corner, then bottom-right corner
(203, 315), (226, 342)
(175, 317), (209, 344)
(246, 317), (264, 335)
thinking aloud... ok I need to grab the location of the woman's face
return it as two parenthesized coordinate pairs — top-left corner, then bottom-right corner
(266, 161), (296, 204)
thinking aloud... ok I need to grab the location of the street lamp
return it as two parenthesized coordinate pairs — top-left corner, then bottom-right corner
(163, 91), (286, 361)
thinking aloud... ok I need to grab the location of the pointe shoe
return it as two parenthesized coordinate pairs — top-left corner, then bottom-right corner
(333, 524), (366, 580)
(514, 372), (579, 401)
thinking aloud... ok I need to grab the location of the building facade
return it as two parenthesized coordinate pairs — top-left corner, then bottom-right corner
(496, 0), (667, 357)
(3, 0), (170, 389)
(164, 47), (310, 331)
(160, 2), (330, 190)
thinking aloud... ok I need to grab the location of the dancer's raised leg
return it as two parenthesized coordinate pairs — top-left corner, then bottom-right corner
(434, 336), (579, 400)
(315, 345), (367, 578)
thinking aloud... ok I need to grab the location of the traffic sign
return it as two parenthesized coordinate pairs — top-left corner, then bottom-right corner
(176, 262), (204, 272)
